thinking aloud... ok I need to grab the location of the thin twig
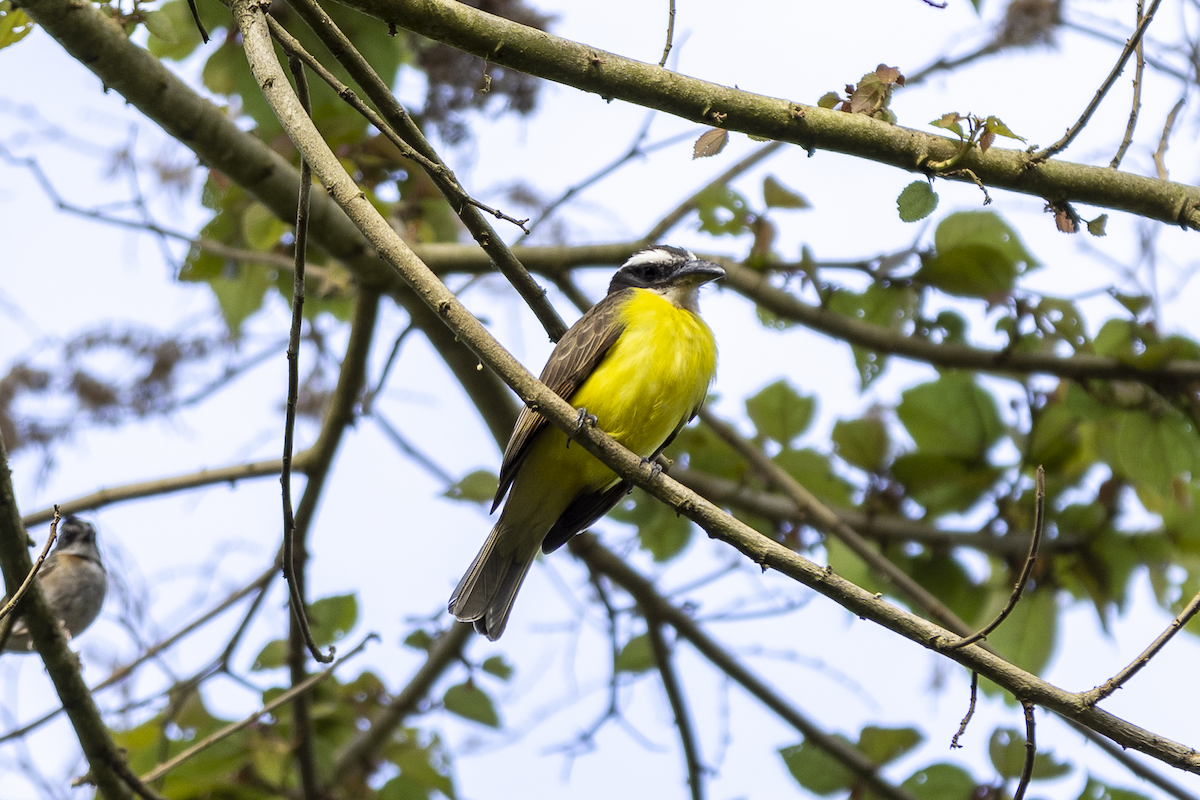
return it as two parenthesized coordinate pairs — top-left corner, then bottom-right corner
(1034, 0), (1163, 160)
(1109, 0), (1145, 169)
(1153, 98), (1185, 180)
(643, 141), (785, 243)
(280, 55), (332, 666)
(0, 508), (60, 634)
(1084, 587), (1200, 705)
(1014, 703), (1037, 800)
(949, 671), (979, 749)
(658, 0), (676, 68)
(645, 617), (705, 800)
(22, 456), (304, 526)
(527, 127), (694, 235)
(949, 468), (1045, 650)
(138, 635), (375, 785)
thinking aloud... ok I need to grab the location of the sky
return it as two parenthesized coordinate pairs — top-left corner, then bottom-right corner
(2, 0), (1200, 799)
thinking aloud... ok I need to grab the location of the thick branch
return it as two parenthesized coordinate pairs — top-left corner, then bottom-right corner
(349, 0), (1200, 230)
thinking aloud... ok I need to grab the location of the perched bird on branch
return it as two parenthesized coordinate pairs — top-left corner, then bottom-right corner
(450, 245), (724, 640)
(2, 517), (108, 653)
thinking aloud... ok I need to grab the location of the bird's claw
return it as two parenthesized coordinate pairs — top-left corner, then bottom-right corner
(641, 457), (664, 479)
(574, 407), (598, 434)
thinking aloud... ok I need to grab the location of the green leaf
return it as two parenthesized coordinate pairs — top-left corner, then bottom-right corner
(897, 180), (939, 222)
(611, 489), (694, 562)
(930, 112), (966, 139)
(378, 775), (431, 800)
(832, 416), (890, 472)
(818, 91), (842, 109)
(1087, 214), (1109, 237)
(1110, 292), (1151, 318)
(0, 1), (34, 50)
(891, 453), (1003, 515)
(695, 185), (751, 236)
(614, 633), (655, 674)
(980, 588), (1058, 679)
(982, 115), (1026, 143)
(142, 9), (179, 44)
(481, 656), (514, 681)
(897, 373), (1004, 460)
(443, 682), (500, 727)
(917, 211), (1039, 298)
(206, 263), (275, 337)
(443, 470), (498, 503)
(145, 0), (209, 60)
(762, 175), (811, 209)
(308, 593), (358, 647)
(988, 727), (1028, 779)
(857, 726), (923, 765)
(988, 726), (1071, 781)
(780, 740), (855, 795)
(403, 629), (434, 651)
(1077, 777), (1153, 800)
(1110, 410), (1200, 501)
(901, 763), (978, 800)
(1026, 402), (1083, 475)
(745, 379), (815, 445)
(242, 203), (288, 250)
(251, 638), (288, 671)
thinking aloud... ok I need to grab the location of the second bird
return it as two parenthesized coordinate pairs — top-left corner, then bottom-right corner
(450, 245), (724, 640)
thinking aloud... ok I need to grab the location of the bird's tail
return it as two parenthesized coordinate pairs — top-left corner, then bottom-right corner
(448, 524), (536, 641)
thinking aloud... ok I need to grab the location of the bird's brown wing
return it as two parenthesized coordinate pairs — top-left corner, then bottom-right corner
(492, 289), (632, 511)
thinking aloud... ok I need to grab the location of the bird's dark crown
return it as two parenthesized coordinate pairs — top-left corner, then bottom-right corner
(56, 517), (97, 549)
(608, 245), (725, 294)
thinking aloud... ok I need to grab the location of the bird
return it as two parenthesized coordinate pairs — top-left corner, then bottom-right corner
(2, 516), (107, 653)
(449, 245), (724, 640)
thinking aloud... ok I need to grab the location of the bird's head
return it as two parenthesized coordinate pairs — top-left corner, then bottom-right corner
(608, 245), (725, 311)
(54, 517), (102, 564)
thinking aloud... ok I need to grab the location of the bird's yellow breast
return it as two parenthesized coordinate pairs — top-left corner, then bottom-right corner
(571, 288), (717, 471)
(497, 287), (718, 535)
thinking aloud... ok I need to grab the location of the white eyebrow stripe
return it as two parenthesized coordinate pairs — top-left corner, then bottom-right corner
(622, 247), (694, 268)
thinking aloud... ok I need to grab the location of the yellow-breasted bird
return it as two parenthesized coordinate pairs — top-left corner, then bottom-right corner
(450, 245), (724, 640)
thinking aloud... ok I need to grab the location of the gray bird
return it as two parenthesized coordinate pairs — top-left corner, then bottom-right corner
(2, 517), (107, 653)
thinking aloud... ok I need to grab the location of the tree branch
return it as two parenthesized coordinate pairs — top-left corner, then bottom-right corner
(644, 616), (705, 800)
(346, 0), (1200, 230)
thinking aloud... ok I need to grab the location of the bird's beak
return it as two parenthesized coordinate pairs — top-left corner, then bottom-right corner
(677, 260), (726, 286)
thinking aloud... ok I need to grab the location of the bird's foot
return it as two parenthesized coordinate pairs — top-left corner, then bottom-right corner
(574, 407), (598, 434)
(641, 457), (664, 479)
